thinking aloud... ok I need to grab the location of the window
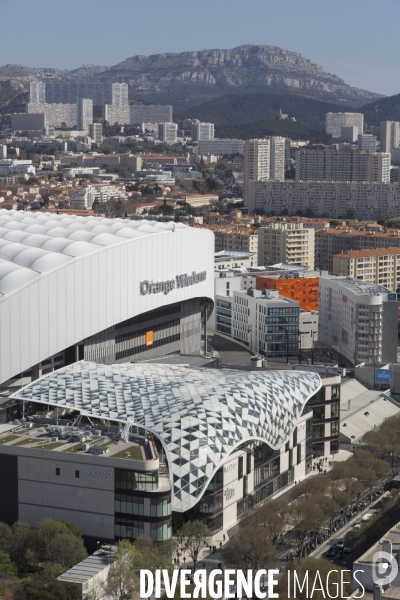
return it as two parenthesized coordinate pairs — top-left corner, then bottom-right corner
(200, 493), (223, 514)
(297, 444), (302, 465)
(115, 518), (144, 540)
(331, 385), (340, 400)
(246, 452), (252, 475)
(306, 419), (313, 436)
(56, 468), (60, 476)
(150, 521), (172, 542)
(331, 404), (339, 418)
(207, 469), (223, 491)
(285, 441), (290, 452)
(75, 470), (80, 479)
(150, 497), (171, 517)
(115, 494), (144, 516)
(288, 449), (293, 469)
(313, 424), (325, 439)
(238, 456), (243, 480)
(237, 497), (249, 519)
(292, 427), (297, 447)
(331, 422), (339, 436)
(313, 407), (325, 420)
(115, 469), (158, 491)
(330, 439), (339, 454)
(243, 475), (248, 497)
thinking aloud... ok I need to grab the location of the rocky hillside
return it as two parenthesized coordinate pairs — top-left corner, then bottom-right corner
(0, 45), (382, 109)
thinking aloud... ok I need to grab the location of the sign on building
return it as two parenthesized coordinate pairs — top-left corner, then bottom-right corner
(375, 369), (393, 383)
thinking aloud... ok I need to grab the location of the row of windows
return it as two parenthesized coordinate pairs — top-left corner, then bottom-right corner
(237, 467), (295, 519)
(216, 323), (231, 335)
(115, 333), (180, 361)
(265, 316), (299, 324)
(115, 469), (158, 491)
(115, 518), (172, 542)
(268, 307), (299, 315)
(115, 304), (181, 330)
(114, 495), (172, 517)
(216, 300), (232, 310)
(313, 422), (339, 439)
(199, 492), (223, 514)
(116, 320), (180, 344)
(254, 457), (280, 487)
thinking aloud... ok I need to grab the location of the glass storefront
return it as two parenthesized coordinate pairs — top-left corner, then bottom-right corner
(115, 469), (158, 491)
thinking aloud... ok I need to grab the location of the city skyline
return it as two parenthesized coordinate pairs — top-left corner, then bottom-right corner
(1, 0), (400, 96)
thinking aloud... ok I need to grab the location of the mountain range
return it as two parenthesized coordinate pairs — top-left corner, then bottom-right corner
(0, 45), (383, 109)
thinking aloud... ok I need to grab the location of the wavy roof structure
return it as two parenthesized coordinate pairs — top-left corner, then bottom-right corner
(0, 210), (186, 297)
(11, 361), (321, 512)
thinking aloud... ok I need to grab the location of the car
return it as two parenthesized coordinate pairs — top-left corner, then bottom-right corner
(336, 539), (345, 549)
(326, 547), (336, 557)
(343, 547), (353, 554)
(353, 523), (361, 529)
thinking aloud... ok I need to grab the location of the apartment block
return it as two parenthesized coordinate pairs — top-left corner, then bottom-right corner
(39, 82), (128, 105)
(197, 139), (244, 155)
(270, 137), (285, 181)
(196, 225), (258, 266)
(11, 113), (46, 132)
(332, 248), (400, 292)
(258, 222), (315, 269)
(158, 122), (178, 144)
(319, 276), (398, 365)
(244, 138), (285, 206)
(88, 123), (103, 144)
(315, 226), (400, 271)
(325, 113), (364, 138)
(77, 99), (93, 132)
(29, 82), (45, 104)
(341, 126), (358, 143)
(27, 103), (76, 128)
(191, 121), (215, 141)
(357, 134), (378, 152)
(295, 150), (390, 183)
(130, 104), (173, 124)
(256, 275), (320, 311)
(247, 180), (400, 220)
(380, 121), (400, 153)
(103, 104), (130, 125)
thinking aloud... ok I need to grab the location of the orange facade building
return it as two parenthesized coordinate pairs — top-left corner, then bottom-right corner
(256, 276), (319, 311)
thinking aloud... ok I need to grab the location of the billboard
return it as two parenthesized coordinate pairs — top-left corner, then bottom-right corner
(375, 369), (393, 383)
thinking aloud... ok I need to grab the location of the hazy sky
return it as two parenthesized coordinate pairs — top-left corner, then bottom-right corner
(2, 0), (399, 96)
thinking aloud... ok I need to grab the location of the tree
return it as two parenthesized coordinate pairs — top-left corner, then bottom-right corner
(14, 564), (79, 600)
(48, 533), (87, 569)
(9, 521), (32, 568)
(0, 551), (17, 578)
(240, 499), (287, 544)
(305, 207), (313, 218)
(290, 476), (331, 500)
(362, 415), (400, 475)
(133, 535), (172, 575)
(177, 520), (212, 571)
(346, 207), (357, 220)
(377, 211), (387, 226)
(221, 527), (277, 577)
(103, 540), (142, 600)
(321, 209), (332, 219)
(276, 557), (352, 600)
(286, 498), (324, 557)
(0, 523), (12, 554)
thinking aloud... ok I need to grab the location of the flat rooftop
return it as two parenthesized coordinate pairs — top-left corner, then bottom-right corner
(58, 547), (116, 585)
(0, 421), (154, 461)
(355, 524), (400, 567)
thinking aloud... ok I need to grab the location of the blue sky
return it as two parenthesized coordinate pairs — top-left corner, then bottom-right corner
(2, 0), (399, 96)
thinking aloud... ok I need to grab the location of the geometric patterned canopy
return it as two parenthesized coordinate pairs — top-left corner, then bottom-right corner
(10, 361), (321, 512)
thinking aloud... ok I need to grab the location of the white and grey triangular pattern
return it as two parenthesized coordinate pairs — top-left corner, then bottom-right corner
(10, 361), (321, 512)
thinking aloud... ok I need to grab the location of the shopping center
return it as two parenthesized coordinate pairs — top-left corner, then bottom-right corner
(0, 361), (341, 545)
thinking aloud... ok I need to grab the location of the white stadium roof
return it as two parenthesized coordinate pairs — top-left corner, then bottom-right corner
(0, 210), (214, 387)
(0, 210), (187, 297)
(11, 361), (321, 512)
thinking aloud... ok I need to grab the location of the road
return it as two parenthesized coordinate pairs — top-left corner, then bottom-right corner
(208, 334), (252, 367)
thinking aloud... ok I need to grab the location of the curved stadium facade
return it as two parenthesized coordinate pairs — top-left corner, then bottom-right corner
(0, 210), (214, 388)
